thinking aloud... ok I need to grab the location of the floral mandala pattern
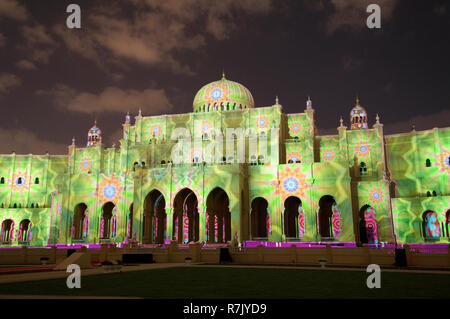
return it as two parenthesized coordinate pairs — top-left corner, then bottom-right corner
(322, 149), (335, 161)
(289, 122), (301, 135)
(150, 124), (163, 138)
(355, 142), (371, 158)
(257, 116), (269, 129)
(97, 175), (123, 204)
(279, 166), (307, 199)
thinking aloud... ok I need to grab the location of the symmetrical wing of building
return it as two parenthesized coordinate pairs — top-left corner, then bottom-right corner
(0, 74), (449, 247)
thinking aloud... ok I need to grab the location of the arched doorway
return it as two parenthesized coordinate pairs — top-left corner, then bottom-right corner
(1, 219), (14, 243)
(72, 203), (87, 240)
(284, 196), (302, 239)
(318, 195), (339, 239)
(422, 210), (441, 239)
(251, 197), (269, 239)
(143, 190), (166, 244)
(206, 187), (231, 243)
(100, 202), (115, 239)
(19, 219), (32, 243)
(173, 188), (198, 243)
(359, 205), (378, 244)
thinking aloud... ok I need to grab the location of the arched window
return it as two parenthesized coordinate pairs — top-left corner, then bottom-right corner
(1, 219), (14, 243)
(257, 155), (264, 165)
(141, 162), (145, 167)
(0, 177), (4, 184)
(425, 159), (431, 167)
(422, 210), (441, 239)
(359, 205), (378, 244)
(360, 162), (367, 175)
(426, 191), (431, 197)
(161, 160), (166, 165)
(250, 155), (257, 166)
(13, 203), (17, 208)
(72, 203), (88, 240)
(31, 203), (34, 208)
(34, 177), (39, 184)
(318, 195), (341, 239)
(36, 203), (39, 208)
(100, 202), (115, 239)
(432, 191), (437, 196)
(19, 219), (31, 242)
(288, 159), (293, 163)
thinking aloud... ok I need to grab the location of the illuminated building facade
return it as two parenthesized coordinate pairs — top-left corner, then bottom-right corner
(0, 75), (449, 247)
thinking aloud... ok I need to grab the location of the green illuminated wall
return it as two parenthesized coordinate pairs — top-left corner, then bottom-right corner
(0, 96), (448, 247)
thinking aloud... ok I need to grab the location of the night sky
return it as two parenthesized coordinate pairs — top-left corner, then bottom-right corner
(0, 0), (449, 154)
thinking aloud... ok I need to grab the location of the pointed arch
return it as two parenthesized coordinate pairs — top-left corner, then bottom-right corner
(251, 197), (269, 239)
(143, 190), (167, 244)
(1, 219), (14, 243)
(318, 195), (338, 239)
(422, 210), (441, 239)
(100, 202), (115, 239)
(359, 205), (378, 244)
(72, 203), (87, 240)
(19, 219), (32, 242)
(206, 187), (230, 243)
(173, 188), (198, 243)
(284, 196), (303, 239)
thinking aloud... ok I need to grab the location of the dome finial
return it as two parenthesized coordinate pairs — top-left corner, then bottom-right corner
(306, 96), (312, 109)
(356, 95), (360, 106)
(275, 95), (279, 105)
(339, 116), (344, 127)
(222, 69), (226, 80)
(376, 113), (380, 124)
(94, 119), (97, 126)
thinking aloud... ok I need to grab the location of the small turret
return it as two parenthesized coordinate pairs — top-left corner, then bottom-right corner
(350, 97), (368, 129)
(87, 120), (102, 147)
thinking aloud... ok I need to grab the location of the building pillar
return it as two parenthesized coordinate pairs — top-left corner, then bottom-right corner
(165, 207), (173, 243)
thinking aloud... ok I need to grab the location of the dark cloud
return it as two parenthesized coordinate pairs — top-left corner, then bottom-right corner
(15, 59), (36, 70)
(0, 0), (28, 21)
(37, 84), (173, 115)
(0, 73), (21, 94)
(0, 127), (67, 155)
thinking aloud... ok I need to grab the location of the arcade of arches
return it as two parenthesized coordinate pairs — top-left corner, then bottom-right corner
(67, 191), (385, 244)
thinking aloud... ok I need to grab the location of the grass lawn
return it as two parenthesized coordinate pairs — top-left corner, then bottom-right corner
(0, 266), (448, 298)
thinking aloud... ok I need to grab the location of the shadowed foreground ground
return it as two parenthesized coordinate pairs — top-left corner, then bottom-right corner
(0, 267), (448, 299)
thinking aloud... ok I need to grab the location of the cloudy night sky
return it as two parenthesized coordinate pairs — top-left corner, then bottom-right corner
(0, 0), (449, 154)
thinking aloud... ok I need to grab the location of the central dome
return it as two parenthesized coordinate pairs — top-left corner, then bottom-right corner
(193, 73), (254, 112)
